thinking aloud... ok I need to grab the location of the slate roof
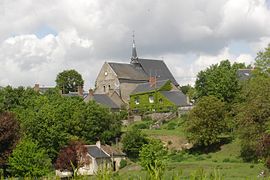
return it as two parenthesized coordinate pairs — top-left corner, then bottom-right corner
(237, 69), (253, 81)
(63, 92), (88, 99)
(132, 79), (169, 94)
(87, 145), (110, 158)
(85, 94), (120, 109)
(108, 62), (148, 81)
(39, 87), (54, 94)
(138, 59), (179, 86)
(101, 145), (126, 156)
(161, 91), (188, 106)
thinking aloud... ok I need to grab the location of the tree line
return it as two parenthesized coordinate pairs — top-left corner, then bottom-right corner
(0, 74), (122, 177)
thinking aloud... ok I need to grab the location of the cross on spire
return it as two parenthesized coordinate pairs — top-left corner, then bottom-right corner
(131, 31), (138, 63)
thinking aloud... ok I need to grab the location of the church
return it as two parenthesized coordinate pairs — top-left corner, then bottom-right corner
(94, 38), (179, 104)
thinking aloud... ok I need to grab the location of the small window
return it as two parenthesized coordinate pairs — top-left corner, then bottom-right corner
(103, 86), (106, 92)
(108, 85), (111, 90)
(159, 98), (163, 104)
(135, 97), (140, 105)
(149, 95), (154, 103)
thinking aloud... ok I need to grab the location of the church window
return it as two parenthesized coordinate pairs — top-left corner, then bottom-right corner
(108, 85), (111, 89)
(103, 86), (106, 92)
(104, 71), (108, 76)
(149, 95), (154, 103)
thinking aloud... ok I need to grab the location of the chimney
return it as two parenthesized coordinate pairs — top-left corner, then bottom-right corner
(34, 84), (40, 92)
(96, 141), (101, 149)
(149, 76), (156, 87)
(77, 86), (83, 96)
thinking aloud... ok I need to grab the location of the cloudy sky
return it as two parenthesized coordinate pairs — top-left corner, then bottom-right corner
(0, 0), (270, 89)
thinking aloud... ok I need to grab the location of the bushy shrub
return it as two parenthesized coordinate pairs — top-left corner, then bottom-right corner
(8, 139), (52, 177)
(119, 159), (127, 169)
(166, 122), (177, 130)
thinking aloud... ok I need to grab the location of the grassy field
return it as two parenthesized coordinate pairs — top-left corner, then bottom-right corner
(119, 117), (269, 179)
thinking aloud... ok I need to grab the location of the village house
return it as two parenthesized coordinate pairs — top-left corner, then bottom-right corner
(129, 79), (190, 113)
(56, 141), (126, 177)
(78, 141), (126, 175)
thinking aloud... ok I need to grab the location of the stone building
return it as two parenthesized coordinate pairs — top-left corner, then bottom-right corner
(95, 38), (179, 104)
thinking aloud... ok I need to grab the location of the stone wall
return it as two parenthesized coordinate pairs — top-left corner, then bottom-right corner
(95, 62), (120, 94)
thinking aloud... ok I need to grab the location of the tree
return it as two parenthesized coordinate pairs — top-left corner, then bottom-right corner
(139, 139), (168, 180)
(255, 44), (270, 75)
(80, 101), (122, 144)
(180, 84), (192, 95)
(17, 94), (121, 161)
(55, 140), (88, 176)
(195, 60), (246, 103)
(0, 112), (20, 167)
(122, 129), (148, 158)
(56, 69), (84, 94)
(185, 96), (226, 147)
(236, 75), (270, 162)
(8, 139), (52, 177)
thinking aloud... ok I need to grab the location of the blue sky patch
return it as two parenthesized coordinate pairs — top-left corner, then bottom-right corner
(35, 25), (57, 38)
(228, 40), (253, 56)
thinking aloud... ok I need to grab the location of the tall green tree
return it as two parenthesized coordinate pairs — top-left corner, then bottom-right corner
(56, 69), (84, 94)
(195, 60), (246, 103)
(185, 96), (226, 147)
(8, 139), (52, 177)
(255, 44), (270, 75)
(139, 139), (168, 180)
(236, 75), (270, 162)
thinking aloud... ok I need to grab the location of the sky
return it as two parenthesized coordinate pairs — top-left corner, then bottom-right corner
(0, 0), (270, 89)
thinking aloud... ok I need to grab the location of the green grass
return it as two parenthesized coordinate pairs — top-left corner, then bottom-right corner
(120, 118), (269, 179)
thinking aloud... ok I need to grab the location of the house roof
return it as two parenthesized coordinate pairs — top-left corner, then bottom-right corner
(132, 79), (169, 94)
(161, 91), (188, 106)
(39, 87), (54, 94)
(87, 145), (110, 158)
(237, 69), (253, 81)
(86, 94), (120, 109)
(63, 92), (88, 99)
(101, 145), (126, 156)
(108, 62), (148, 81)
(138, 59), (179, 86)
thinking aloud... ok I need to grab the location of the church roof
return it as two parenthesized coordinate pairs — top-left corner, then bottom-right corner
(138, 58), (178, 86)
(108, 62), (148, 81)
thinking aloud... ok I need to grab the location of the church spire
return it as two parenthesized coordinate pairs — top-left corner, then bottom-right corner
(131, 31), (139, 64)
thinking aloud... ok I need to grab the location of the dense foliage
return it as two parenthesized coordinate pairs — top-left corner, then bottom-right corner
(255, 44), (270, 75)
(0, 86), (121, 163)
(122, 129), (148, 158)
(236, 73), (270, 162)
(139, 139), (168, 180)
(8, 139), (52, 177)
(56, 69), (84, 94)
(0, 112), (20, 166)
(195, 60), (246, 103)
(185, 96), (226, 147)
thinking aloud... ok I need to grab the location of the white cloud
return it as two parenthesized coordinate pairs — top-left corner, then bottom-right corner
(0, 0), (270, 88)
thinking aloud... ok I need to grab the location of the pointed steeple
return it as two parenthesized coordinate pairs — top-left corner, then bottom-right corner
(131, 31), (139, 64)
